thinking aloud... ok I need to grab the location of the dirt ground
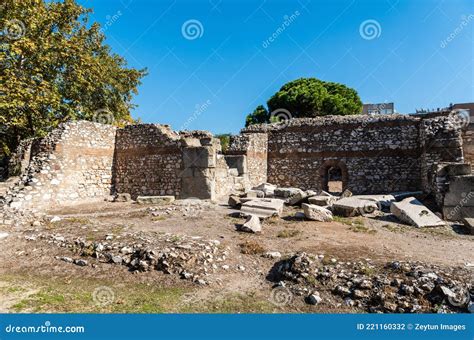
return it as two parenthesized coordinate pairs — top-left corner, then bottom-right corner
(0, 200), (472, 313)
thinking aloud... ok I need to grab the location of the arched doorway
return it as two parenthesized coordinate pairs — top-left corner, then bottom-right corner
(319, 160), (348, 194)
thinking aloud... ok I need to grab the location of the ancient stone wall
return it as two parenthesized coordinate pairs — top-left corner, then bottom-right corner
(227, 133), (268, 187)
(113, 125), (183, 199)
(462, 124), (474, 171)
(3, 114), (466, 211)
(420, 116), (465, 197)
(242, 115), (424, 194)
(6, 121), (116, 210)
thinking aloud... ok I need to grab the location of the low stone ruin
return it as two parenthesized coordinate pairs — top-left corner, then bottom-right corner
(0, 114), (473, 230)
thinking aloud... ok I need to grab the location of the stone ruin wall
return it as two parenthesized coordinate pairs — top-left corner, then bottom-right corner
(7, 121), (116, 210)
(3, 114), (468, 212)
(420, 116), (465, 197)
(243, 115), (425, 194)
(462, 123), (474, 171)
(113, 125), (183, 199)
(227, 133), (268, 188)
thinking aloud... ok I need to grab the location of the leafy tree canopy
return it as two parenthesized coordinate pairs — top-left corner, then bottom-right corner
(245, 78), (362, 127)
(0, 0), (147, 154)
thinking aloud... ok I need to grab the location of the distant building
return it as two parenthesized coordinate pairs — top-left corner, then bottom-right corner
(362, 102), (394, 115)
(410, 102), (473, 121)
(452, 102), (474, 123)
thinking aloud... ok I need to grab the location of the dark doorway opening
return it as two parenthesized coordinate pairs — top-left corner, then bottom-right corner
(327, 166), (343, 194)
(319, 160), (348, 194)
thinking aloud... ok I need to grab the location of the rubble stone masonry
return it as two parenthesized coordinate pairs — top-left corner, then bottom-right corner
(2, 114), (469, 212)
(114, 124), (183, 199)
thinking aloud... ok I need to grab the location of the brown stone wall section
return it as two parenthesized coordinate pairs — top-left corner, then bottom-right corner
(227, 133), (268, 187)
(114, 125), (183, 199)
(7, 121), (116, 209)
(250, 115), (423, 194)
(462, 124), (474, 171)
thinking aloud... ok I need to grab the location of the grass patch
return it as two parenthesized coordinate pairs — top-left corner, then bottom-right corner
(277, 229), (300, 238)
(5, 275), (188, 313)
(333, 216), (352, 226)
(381, 224), (406, 233)
(239, 240), (266, 255)
(359, 266), (377, 276)
(151, 216), (167, 221)
(265, 216), (280, 224)
(349, 225), (377, 234)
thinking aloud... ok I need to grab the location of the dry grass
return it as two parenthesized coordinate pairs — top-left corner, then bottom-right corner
(239, 240), (266, 255)
(277, 229), (300, 238)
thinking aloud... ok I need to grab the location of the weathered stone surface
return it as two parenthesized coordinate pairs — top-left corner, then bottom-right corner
(136, 196), (175, 205)
(114, 193), (131, 202)
(341, 189), (353, 198)
(352, 194), (395, 208)
(307, 292), (322, 305)
(74, 259), (88, 266)
(246, 190), (264, 198)
(252, 183), (276, 197)
(463, 218), (474, 235)
(0, 232), (8, 240)
(332, 197), (379, 217)
(228, 195), (241, 208)
(390, 197), (445, 228)
(274, 187), (303, 199)
(239, 214), (262, 233)
(308, 195), (337, 206)
(263, 251), (281, 259)
(443, 175), (474, 207)
(240, 198), (284, 218)
(287, 190), (308, 205)
(446, 163), (471, 176)
(302, 203), (333, 221)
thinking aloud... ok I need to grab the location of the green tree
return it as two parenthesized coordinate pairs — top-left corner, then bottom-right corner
(245, 78), (362, 126)
(215, 133), (231, 152)
(245, 105), (269, 127)
(0, 0), (147, 154)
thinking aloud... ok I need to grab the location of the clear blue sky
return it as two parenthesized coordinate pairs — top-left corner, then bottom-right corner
(79, 0), (473, 134)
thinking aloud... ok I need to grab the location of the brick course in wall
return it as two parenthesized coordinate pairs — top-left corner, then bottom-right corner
(113, 124), (183, 199)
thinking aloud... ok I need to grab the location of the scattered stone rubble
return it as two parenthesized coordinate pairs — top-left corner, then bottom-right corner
(230, 182), (463, 233)
(29, 231), (228, 285)
(271, 252), (473, 313)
